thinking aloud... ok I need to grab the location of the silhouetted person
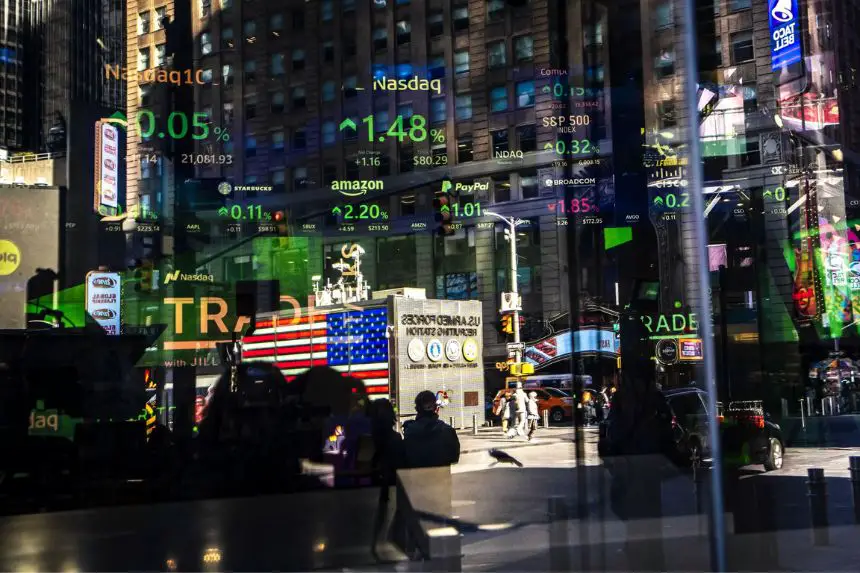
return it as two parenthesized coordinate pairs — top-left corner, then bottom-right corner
(368, 398), (405, 561)
(402, 391), (460, 468)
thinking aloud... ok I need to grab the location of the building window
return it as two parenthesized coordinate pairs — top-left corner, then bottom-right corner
(222, 64), (234, 86)
(270, 13), (283, 33)
(292, 9), (304, 30)
(731, 31), (754, 63)
(140, 85), (152, 107)
(453, 5), (469, 32)
(155, 7), (166, 28)
(292, 86), (306, 109)
(323, 164), (338, 184)
(656, 100), (676, 128)
(429, 12), (444, 37)
(514, 36), (534, 62)
(431, 145), (447, 163)
(220, 0), (232, 9)
(322, 121), (336, 145)
(586, 65), (605, 83)
(397, 20), (411, 44)
(494, 175), (511, 202)
(346, 161), (360, 180)
(200, 33), (213, 56)
(138, 47), (150, 71)
(491, 129), (509, 154)
(151, 44), (164, 67)
(245, 135), (257, 158)
(344, 76), (358, 98)
(375, 102), (390, 131)
(245, 96), (257, 119)
(654, 48), (675, 79)
(322, 81), (336, 102)
(454, 51), (470, 74)
(271, 53), (285, 76)
(520, 170), (538, 199)
(584, 23), (604, 46)
(343, 116), (358, 142)
(729, 0), (751, 11)
(272, 169), (285, 189)
(397, 103), (414, 119)
(655, 2), (674, 28)
(455, 95), (472, 121)
(292, 49), (305, 71)
(373, 28), (387, 52)
(293, 129), (307, 150)
(243, 19), (256, 39)
(490, 86), (508, 112)
(714, 38), (723, 66)
(244, 59), (256, 83)
(377, 155), (391, 177)
(271, 91), (285, 114)
(222, 27), (234, 49)
(223, 102), (234, 124)
(399, 147), (414, 172)
(431, 97), (446, 123)
(294, 167), (308, 190)
(343, 0), (355, 11)
(323, 41), (334, 62)
(273, 130), (285, 151)
(743, 84), (758, 114)
(458, 134), (474, 162)
(486, 43), (506, 70)
(321, 0), (334, 21)
(138, 12), (150, 35)
(344, 38), (356, 58)
(429, 56), (445, 80)
(487, 0), (505, 22)
(516, 81), (535, 108)
(517, 124), (536, 152)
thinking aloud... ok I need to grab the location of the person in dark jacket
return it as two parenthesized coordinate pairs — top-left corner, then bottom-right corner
(402, 391), (460, 468)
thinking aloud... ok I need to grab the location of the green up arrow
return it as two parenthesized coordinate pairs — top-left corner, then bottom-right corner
(332, 206), (342, 215)
(653, 196), (664, 206)
(339, 118), (357, 131)
(544, 143), (554, 151)
(440, 204), (450, 213)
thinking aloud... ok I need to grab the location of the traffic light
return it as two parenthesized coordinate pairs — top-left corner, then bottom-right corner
(501, 314), (513, 334)
(273, 210), (289, 236)
(433, 193), (456, 236)
(136, 259), (154, 292)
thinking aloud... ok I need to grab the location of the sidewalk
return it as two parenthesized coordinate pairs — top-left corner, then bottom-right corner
(457, 426), (579, 454)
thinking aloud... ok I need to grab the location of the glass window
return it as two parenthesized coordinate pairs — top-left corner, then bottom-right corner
(271, 91), (285, 114)
(292, 86), (306, 109)
(155, 7), (166, 28)
(294, 167), (308, 190)
(292, 49), (305, 71)
(397, 103), (414, 119)
(344, 76), (358, 98)
(655, 2), (674, 28)
(491, 129), (509, 154)
(584, 23), (604, 46)
(243, 19), (256, 39)
(490, 86), (508, 112)
(429, 12), (444, 37)
(453, 5), (469, 32)
(396, 21), (411, 45)
(272, 169), (285, 187)
(292, 9), (304, 29)
(454, 51), (470, 74)
(431, 97), (447, 123)
(270, 14), (283, 32)
(343, 0), (355, 11)
(516, 81), (535, 108)
(731, 31), (754, 63)
(244, 59), (257, 82)
(456, 95), (473, 121)
(487, 0), (505, 22)
(138, 12), (150, 35)
(517, 124), (536, 151)
(494, 174), (511, 202)
(321, 0), (333, 21)
(271, 53), (285, 76)
(322, 121), (336, 146)
(222, 27), (234, 48)
(521, 170), (538, 198)
(373, 28), (387, 52)
(220, 0), (232, 8)
(201, 68), (213, 83)
(429, 56), (446, 80)
(223, 101), (234, 123)
(322, 81), (336, 102)
(138, 47), (150, 71)
(245, 135), (257, 158)
(514, 36), (534, 62)
(322, 41), (334, 62)
(293, 129), (307, 150)
(458, 134), (474, 162)
(222, 64), (234, 86)
(272, 130), (285, 151)
(323, 164), (338, 184)
(654, 48), (675, 79)
(488, 41), (506, 68)
(200, 0), (211, 18)
(245, 95), (257, 119)
(729, 0), (751, 10)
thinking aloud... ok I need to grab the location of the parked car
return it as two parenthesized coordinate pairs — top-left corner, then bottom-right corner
(491, 387), (573, 423)
(598, 386), (785, 472)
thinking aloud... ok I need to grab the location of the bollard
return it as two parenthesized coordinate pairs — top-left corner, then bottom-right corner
(799, 399), (806, 429)
(449, 416), (455, 429)
(781, 397), (789, 418)
(850, 457), (860, 523)
(543, 409), (550, 428)
(472, 413), (478, 436)
(548, 496), (570, 571)
(806, 468), (829, 546)
(807, 396), (814, 417)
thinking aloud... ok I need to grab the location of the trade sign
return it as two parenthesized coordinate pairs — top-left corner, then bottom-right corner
(768, 0), (802, 71)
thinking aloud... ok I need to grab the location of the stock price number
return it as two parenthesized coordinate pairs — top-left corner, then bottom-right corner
(548, 198), (597, 214)
(134, 110), (210, 140)
(652, 192), (690, 209)
(182, 154), (233, 165)
(333, 204), (389, 221)
(551, 139), (598, 155)
(450, 202), (482, 217)
(414, 154), (448, 166)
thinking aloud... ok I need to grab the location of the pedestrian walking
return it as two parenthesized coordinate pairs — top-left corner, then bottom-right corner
(526, 391), (540, 441)
(495, 391), (512, 435)
(402, 390), (460, 468)
(512, 382), (528, 437)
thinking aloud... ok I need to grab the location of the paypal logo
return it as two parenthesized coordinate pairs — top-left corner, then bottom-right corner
(771, 0), (793, 22)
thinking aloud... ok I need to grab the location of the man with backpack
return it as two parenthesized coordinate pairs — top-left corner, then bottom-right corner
(402, 391), (460, 468)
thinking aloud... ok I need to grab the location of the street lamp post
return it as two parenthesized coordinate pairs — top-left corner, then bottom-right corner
(486, 211), (525, 363)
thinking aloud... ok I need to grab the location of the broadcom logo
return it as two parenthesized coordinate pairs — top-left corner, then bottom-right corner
(0, 239), (21, 276)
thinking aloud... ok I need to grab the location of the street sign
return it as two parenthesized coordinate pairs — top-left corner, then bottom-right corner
(506, 342), (525, 355)
(655, 338), (679, 365)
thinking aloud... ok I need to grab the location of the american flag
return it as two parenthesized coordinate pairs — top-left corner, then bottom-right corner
(241, 307), (390, 398)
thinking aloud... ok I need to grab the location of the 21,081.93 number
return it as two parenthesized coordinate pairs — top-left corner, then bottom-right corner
(182, 154), (233, 165)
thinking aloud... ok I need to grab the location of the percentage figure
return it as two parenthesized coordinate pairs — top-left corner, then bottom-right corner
(214, 126), (230, 142)
(430, 128), (446, 143)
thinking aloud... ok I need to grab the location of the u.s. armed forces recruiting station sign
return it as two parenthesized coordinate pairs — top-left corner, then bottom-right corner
(392, 297), (484, 428)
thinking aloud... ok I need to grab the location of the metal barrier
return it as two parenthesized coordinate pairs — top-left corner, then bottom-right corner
(850, 456), (860, 523)
(806, 468), (829, 546)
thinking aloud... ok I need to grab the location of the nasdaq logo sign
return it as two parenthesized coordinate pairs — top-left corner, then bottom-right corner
(769, 0), (802, 71)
